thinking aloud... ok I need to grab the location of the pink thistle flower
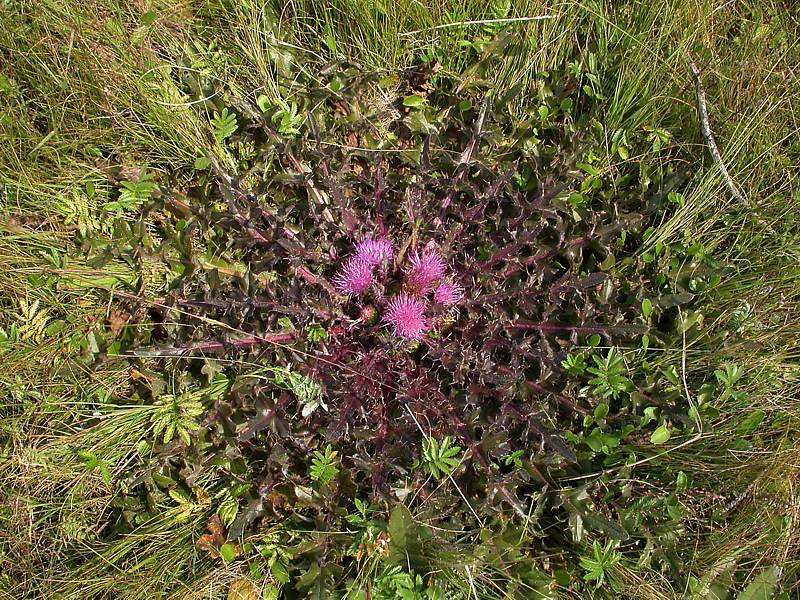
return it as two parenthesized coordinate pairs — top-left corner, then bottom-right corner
(434, 280), (464, 306)
(354, 238), (394, 267)
(404, 249), (446, 295)
(332, 256), (374, 296)
(383, 294), (430, 340)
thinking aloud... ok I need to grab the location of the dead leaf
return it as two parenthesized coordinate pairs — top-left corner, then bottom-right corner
(207, 514), (225, 541)
(345, 132), (359, 148)
(332, 101), (350, 118)
(196, 514), (226, 557)
(195, 533), (220, 558)
(108, 309), (130, 336)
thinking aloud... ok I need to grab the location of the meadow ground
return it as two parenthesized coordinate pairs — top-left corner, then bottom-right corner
(1, 1), (799, 598)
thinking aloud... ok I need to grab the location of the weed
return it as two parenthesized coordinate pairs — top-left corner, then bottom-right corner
(310, 445), (340, 486)
(580, 539), (621, 589)
(417, 436), (462, 481)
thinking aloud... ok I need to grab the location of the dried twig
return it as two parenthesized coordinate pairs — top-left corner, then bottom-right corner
(686, 52), (773, 231)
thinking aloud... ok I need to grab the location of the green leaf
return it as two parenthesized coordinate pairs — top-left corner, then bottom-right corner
(219, 543), (237, 563)
(296, 563), (321, 590)
(419, 436), (461, 479)
(163, 422), (176, 443)
(585, 428), (620, 453)
(737, 410), (765, 435)
(45, 319), (67, 337)
(169, 488), (193, 505)
(305, 324), (327, 343)
(402, 95), (426, 108)
(538, 105), (549, 120)
(642, 298), (653, 319)
(735, 565), (781, 600)
(141, 11), (157, 26)
(98, 461), (112, 484)
(212, 108), (237, 142)
(650, 424), (671, 445)
(310, 445), (339, 486)
(262, 584), (280, 600)
(177, 425), (192, 446)
(568, 509), (584, 542)
(583, 512), (630, 541)
(387, 504), (422, 566)
(197, 252), (247, 277)
(406, 110), (437, 135)
(218, 491), (239, 528)
(270, 559), (290, 584)
(76, 450), (95, 462)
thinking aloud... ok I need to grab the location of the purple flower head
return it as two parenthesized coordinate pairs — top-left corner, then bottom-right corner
(434, 280), (464, 306)
(333, 256), (374, 296)
(354, 238), (394, 267)
(383, 294), (430, 340)
(404, 249), (446, 295)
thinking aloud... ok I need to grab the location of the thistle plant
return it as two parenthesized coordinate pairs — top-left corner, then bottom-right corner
(383, 294), (430, 340)
(433, 280), (463, 306)
(332, 256), (374, 296)
(353, 238), (394, 267)
(103, 61), (690, 546)
(332, 239), (461, 340)
(404, 249), (447, 295)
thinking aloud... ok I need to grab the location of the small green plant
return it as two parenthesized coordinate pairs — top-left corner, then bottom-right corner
(417, 436), (461, 480)
(504, 449), (525, 468)
(272, 368), (326, 417)
(253, 532), (292, 584)
(105, 171), (154, 215)
(714, 364), (746, 402)
(728, 301), (752, 333)
(150, 393), (204, 446)
(372, 566), (439, 600)
(14, 298), (49, 343)
(306, 323), (327, 343)
(211, 107), (237, 142)
(310, 444), (339, 486)
(579, 539), (620, 589)
(562, 352), (587, 375)
(75, 450), (113, 484)
(0, 326), (13, 354)
(271, 100), (305, 136)
(345, 498), (377, 528)
(168, 487), (205, 523)
(586, 348), (633, 400)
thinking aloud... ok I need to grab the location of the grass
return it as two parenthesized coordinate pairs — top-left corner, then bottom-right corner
(1, 0), (799, 598)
